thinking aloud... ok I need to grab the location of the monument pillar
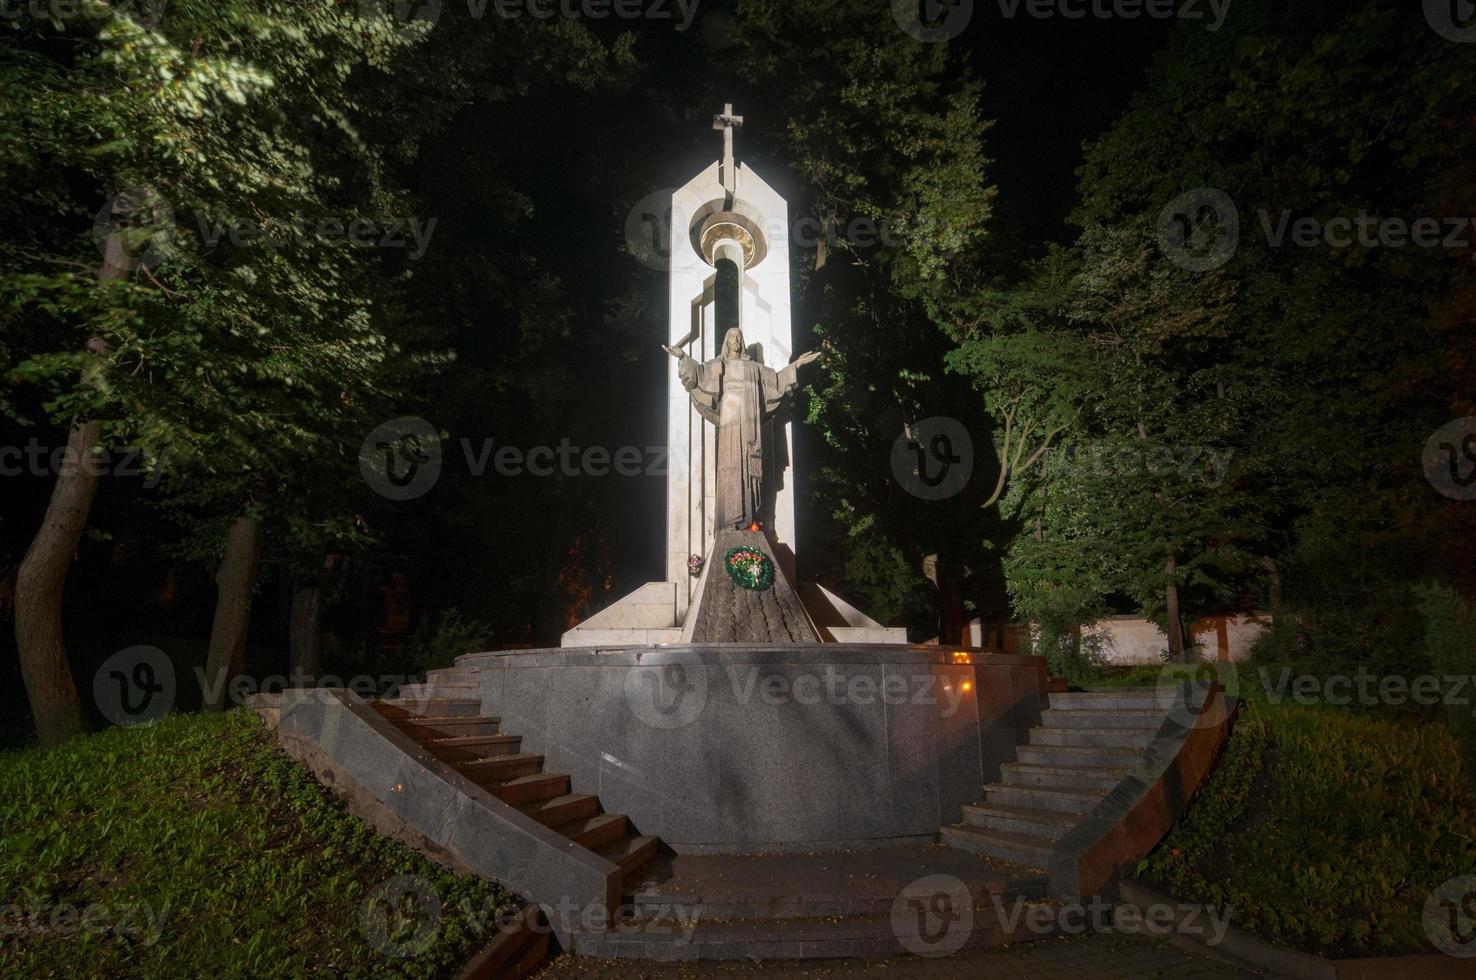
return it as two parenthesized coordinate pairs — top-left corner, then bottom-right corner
(665, 177), (795, 618)
(558, 107), (908, 646)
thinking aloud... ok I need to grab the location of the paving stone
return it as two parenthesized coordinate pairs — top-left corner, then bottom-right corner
(531, 934), (1270, 979)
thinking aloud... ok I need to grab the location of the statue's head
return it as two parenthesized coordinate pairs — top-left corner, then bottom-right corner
(721, 327), (747, 359)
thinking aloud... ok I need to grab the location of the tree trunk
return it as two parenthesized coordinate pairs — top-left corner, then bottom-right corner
(288, 582), (322, 685)
(11, 219), (134, 747)
(14, 417), (98, 747)
(1260, 555), (1282, 623)
(936, 558), (965, 646)
(201, 512), (264, 711)
(1165, 555), (1188, 662)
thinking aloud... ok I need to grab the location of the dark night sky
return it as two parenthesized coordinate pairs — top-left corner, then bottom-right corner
(964, 3), (1174, 244)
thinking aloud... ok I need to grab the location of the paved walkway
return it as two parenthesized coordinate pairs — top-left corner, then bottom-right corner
(628, 843), (1042, 911)
(533, 933), (1270, 979)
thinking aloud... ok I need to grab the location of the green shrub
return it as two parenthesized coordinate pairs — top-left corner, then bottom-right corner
(0, 711), (515, 977)
(1417, 583), (1476, 801)
(400, 608), (495, 679)
(1138, 701), (1476, 957)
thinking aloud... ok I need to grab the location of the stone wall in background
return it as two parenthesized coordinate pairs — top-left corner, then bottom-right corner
(959, 613), (1270, 664)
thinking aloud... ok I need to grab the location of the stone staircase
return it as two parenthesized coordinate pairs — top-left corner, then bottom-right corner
(393, 665), (481, 704)
(262, 659), (1233, 962)
(370, 689), (662, 890)
(574, 846), (1052, 961)
(941, 689), (1166, 868)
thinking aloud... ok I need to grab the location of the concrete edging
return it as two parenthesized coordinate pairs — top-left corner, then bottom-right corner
(453, 904), (550, 979)
(1119, 879), (1472, 980)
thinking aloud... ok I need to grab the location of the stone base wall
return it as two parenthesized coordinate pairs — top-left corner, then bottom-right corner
(460, 644), (1054, 854)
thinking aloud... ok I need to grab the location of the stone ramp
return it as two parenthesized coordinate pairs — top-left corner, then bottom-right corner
(370, 698), (661, 886)
(687, 529), (818, 643)
(257, 685), (662, 951)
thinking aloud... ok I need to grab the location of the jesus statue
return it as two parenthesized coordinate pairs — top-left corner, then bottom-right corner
(663, 328), (822, 532)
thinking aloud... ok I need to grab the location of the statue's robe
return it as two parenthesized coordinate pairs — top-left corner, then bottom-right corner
(677, 353), (800, 530)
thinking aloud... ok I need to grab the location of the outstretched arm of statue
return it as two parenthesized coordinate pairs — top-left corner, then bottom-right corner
(793, 349), (823, 369)
(664, 343), (704, 393)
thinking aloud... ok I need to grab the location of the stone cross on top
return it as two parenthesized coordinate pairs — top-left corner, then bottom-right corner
(713, 102), (744, 202)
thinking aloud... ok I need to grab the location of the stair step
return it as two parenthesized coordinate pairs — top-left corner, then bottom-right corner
(555, 813), (629, 850)
(373, 698), (481, 719)
(518, 793), (600, 828)
(573, 906), (1034, 960)
(1028, 727), (1156, 749)
(983, 783), (1103, 815)
(453, 752), (545, 783)
(457, 905), (548, 979)
(1048, 691), (1161, 711)
(422, 734), (522, 761)
(999, 762), (1127, 792)
(1039, 708), (1165, 730)
(399, 716), (502, 740)
(961, 802), (1079, 840)
(396, 683), (480, 700)
(427, 667), (475, 680)
(941, 824), (1053, 869)
(486, 772), (572, 806)
(1015, 743), (1144, 768)
(599, 834), (660, 879)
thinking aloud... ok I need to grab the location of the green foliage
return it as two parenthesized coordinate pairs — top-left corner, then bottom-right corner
(1417, 584), (1476, 801)
(729, 0), (1002, 635)
(0, 710), (514, 976)
(825, 504), (935, 631)
(0, 0), (635, 655)
(399, 609), (494, 679)
(1038, 629), (1109, 688)
(1139, 701), (1476, 956)
(983, 0), (1475, 636)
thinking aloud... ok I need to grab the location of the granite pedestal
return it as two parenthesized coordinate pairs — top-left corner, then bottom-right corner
(458, 644), (1052, 854)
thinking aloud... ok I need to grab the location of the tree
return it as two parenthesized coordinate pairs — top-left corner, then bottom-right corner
(998, 0), (1476, 662)
(729, 0), (1001, 640)
(1, 1), (424, 736)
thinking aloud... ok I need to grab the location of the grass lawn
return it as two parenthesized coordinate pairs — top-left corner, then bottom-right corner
(0, 709), (517, 978)
(1138, 699), (1476, 958)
